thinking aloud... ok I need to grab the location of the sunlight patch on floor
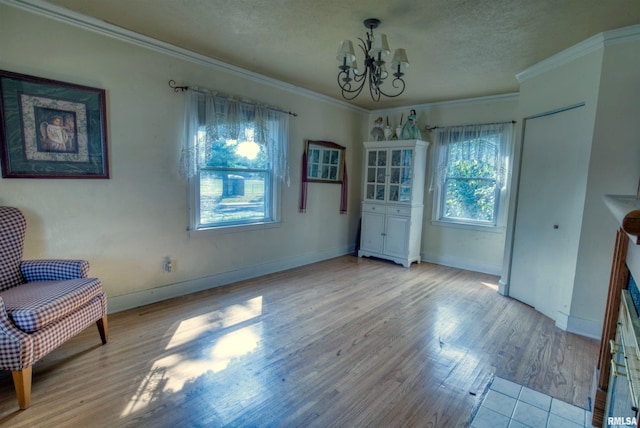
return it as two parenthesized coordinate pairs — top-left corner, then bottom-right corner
(481, 281), (499, 291)
(122, 297), (264, 418)
(121, 366), (168, 416)
(433, 305), (461, 338)
(210, 324), (261, 372)
(433, 305), (479, 365)
(166, 296), (263, 350)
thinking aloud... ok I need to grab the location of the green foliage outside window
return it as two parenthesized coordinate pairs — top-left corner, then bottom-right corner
(442, 139), (498, 223)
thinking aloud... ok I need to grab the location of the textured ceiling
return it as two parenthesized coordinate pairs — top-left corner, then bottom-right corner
(39, 0), (640, 110)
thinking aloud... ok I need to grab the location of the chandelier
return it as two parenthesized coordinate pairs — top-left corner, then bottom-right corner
(336, 18), (409, 102)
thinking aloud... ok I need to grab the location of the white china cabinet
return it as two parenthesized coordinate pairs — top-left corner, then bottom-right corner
(358, 139), (428, 267)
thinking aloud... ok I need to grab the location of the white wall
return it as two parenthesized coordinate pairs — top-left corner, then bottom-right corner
(504, 48), (602, 336)
(502, 26), (640, 338)
(571, 36), (640, 325)
(368, 94), (519, 275)
(0, 4), (367, 312)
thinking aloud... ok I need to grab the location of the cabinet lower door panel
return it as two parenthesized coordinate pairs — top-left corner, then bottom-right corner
(360, 211), (385, 254)
(383, 215), (410, 258)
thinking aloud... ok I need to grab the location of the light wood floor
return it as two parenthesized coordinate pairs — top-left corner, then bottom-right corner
(0, 256), (598, 427)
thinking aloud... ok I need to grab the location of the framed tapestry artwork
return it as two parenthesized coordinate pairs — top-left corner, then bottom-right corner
(0, 70), (109, 178)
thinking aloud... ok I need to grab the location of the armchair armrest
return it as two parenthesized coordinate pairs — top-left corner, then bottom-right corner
(0, 296), (33, 371)
(20, 260), (90, 282)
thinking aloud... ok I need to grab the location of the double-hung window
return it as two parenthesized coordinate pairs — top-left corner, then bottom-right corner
(431, 123), (513, 228)
(181, 89), (289, 231)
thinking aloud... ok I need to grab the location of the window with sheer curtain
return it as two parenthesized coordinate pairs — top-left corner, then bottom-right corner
(180, 89), (289, 231)
(430, 122), (513, 228)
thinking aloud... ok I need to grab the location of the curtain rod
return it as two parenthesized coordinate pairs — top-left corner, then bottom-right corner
(168, 80), (298, 117)
(425, 120), (516, 131)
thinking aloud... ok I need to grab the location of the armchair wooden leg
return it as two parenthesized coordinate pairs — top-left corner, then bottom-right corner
(12, 366), (32, 410)
(96, 315), (108, 344)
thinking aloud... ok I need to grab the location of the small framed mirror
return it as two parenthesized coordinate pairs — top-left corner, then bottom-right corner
(306, 140), (345, 183)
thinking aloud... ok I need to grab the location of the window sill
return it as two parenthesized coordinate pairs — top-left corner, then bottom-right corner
(189, 220), (281, 236)
(431, 219), (505, 234)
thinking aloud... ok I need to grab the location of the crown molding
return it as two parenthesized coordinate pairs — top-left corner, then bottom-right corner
(369, 92), (519, 116)
(516, 24), (640, 83)
(602, 23), (640, 47)
(0, 0), (368, 115)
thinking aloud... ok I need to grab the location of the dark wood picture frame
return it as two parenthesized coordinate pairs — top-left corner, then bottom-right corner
(0, 70), (109, 178)
(305, 140), (345, 184)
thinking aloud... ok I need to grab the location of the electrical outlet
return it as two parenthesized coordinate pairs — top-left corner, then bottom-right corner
(163, 257), (172, 273)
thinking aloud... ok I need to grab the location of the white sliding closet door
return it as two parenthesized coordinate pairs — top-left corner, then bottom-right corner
(509, 104), (591, 323)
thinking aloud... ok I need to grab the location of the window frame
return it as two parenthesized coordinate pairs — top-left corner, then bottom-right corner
(431, 134), (508, 232)
(188, 134), (282, 234)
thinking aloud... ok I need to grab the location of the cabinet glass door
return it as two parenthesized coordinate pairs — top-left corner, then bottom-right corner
(389, 148), (413, 202)
(366, 149), (388, 201)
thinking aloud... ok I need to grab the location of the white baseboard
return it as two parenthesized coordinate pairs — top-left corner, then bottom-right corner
(421, 253), (503, 276)
(555, 310), (601, 339)
(108, 245), (355, 314)
(488, 283), (602, 339)
(555, 311), (570, 331)
(565, 315), (602, 340)
(498, 279), (508, 296)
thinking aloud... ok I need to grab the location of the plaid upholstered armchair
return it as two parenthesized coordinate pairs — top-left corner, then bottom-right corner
(0, 206), (108, 409)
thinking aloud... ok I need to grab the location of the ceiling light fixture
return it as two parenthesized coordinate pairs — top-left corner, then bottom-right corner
(336, 18), (409, 102)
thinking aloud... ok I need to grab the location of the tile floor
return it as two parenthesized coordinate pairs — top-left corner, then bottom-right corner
(471, 377), (595, 428)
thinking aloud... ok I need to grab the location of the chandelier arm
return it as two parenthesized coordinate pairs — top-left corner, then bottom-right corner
(356, 37), (368, 57)
(341, 81), (367, 100)
(336, 36), (371, 100)
(337, 67), (367, 87)
(337, 70), (367, 100)
(368, 79), (381, 102)
(376, 77), (406, 98)
(352, 72), (367, 84)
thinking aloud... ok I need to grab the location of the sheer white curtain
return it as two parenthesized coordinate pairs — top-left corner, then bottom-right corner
(179, 88), (290, 184)
(429, 122), (513, 191)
